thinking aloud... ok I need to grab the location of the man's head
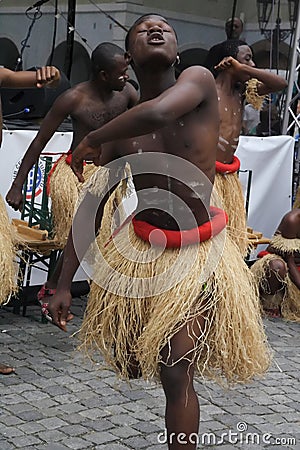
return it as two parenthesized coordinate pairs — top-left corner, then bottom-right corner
(206, 39), (254, 78)
(225, 17), (244, 40)
(124, 14), (178, 71)
(91, 42), (129, 91)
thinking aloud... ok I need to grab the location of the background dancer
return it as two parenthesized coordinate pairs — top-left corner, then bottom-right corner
(6, 43), (138, 319)
(206, 39), (287, 255)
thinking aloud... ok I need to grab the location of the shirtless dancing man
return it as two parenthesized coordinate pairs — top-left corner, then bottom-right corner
(206, 39), (287, 255)
(6, 43), (138, 321)
(48, 15), (270, 449)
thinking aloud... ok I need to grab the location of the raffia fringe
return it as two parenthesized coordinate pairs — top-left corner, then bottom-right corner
(251, 253), (300, 322)
(212, 172), (248, 256)
(283, 277), (300, 322)
(270, 234), (300, 254)
(0, 196), (18, 304)
(245, 78), (265, 110)
(78, 218), (271, 386)
(77, 164), (134, 237)
(49, 157), (98, 247)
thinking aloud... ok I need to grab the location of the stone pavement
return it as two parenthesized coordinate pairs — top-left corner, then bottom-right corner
(0, 297), (299, 450)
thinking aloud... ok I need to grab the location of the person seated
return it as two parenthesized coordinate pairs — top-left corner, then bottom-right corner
(251, 208), (300, 321)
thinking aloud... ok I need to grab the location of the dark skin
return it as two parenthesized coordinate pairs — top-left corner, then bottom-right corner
(263, 209), (300, 305)
(0, 65), (60, 375)
(48, 15), (219, 450)
(5, 52), (138, 329)
(214, 45), (287, 164)
(0, 66), (60, 147)
(6, 54), (138, 211)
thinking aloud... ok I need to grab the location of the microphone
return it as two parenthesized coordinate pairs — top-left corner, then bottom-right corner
(27, 0), (50, 11)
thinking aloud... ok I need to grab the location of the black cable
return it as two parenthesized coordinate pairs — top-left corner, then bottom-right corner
(45, 1), (92, 51)
(87, 0), (128, 32)
(15, 7), (43, 71)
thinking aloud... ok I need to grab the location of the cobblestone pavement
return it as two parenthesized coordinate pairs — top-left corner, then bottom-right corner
(0, 297), (299, 449)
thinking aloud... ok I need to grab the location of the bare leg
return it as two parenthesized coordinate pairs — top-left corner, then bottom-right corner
(267, 259), (287, 294)
(261, 258), (287, 317)
(160, 316), (205, 450)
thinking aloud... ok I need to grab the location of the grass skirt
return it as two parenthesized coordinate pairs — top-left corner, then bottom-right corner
(48, 156), (98, 247)
(79, 213), (271, 385)
(251, 247), (300, 323)
(0, 195), (18, 304)
(212, 172), (248, 256)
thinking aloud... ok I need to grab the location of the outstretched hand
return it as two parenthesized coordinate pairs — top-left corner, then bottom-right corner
(36, 66), (60, 88)
(47, 290), (73, 332)
(71, 139), (102, 182)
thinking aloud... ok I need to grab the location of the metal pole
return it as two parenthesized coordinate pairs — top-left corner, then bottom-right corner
(64, 0), (76, 80)
(282, 5), (300, 133)
(229, 0), (238, 38)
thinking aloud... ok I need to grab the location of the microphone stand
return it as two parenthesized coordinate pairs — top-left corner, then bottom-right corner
(64, 0), (77, 81)
(15, 7), (42, 71)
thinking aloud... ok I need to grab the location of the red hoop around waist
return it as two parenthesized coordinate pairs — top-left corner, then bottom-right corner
(132, 207), (228, 248)
(216, 156), (240, 174)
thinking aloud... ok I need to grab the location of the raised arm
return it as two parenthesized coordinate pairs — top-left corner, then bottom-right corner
(71, 66), (216, 180)
(92, 66), (212, 140)
(6, 89), (75, 211)
(247, 67), (287, 96)
(0, 66), (60, 89)
(215, 57), (287, 95)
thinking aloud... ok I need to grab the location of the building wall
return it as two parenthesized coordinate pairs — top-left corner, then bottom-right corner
(0, 1), (292, 77)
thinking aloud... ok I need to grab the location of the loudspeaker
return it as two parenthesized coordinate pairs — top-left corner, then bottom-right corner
(1, 69), (71, 120)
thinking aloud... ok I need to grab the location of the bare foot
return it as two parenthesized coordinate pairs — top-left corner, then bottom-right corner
(0, 363), (15, 375)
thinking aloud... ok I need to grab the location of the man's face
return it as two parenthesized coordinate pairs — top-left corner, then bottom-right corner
(236, 45), (255, 67)
(128, 15), (178, 69)
(226, 18), (243, 39)
(106, 54), (129, 91)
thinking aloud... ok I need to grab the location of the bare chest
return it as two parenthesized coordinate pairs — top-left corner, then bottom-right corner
(76, 95), (129, 130)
